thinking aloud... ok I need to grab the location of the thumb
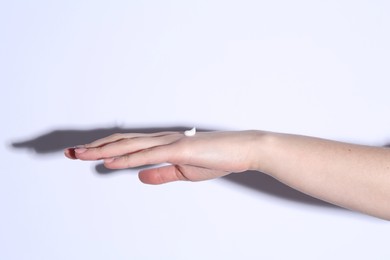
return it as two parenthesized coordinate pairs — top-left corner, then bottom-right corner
(138, 165), (189, 185)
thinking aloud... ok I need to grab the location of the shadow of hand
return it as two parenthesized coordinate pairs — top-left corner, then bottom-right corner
(11, 126), (192, 153)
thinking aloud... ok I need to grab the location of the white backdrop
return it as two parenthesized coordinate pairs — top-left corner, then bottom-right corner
(1, 0), (390, 259)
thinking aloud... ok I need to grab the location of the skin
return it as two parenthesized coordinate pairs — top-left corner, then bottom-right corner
(64, 130), (390, 220)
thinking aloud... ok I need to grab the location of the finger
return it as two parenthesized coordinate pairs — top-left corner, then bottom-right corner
(138, 165), (189, 185)
(76, 134), (181, 161)
(84, 131), (180, 148)
(64, 147), (77, 159)
(103, 144), (176, 169)
(139, 165), (231, 184)
(84, 133), (129, 148)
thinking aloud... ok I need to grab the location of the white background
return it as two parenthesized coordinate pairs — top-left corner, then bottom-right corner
(1, 0), (390, 259)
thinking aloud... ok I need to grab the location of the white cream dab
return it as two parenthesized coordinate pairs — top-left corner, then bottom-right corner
(184, 127), (196, 137)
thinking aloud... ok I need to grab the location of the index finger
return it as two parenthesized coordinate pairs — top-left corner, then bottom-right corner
(83, 131), (180, 148)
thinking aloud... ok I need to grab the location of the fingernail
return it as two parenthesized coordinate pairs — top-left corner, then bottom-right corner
(104, 158), (115, 163)
(75, 148), (87, 154)
(64, 149), (74, 159)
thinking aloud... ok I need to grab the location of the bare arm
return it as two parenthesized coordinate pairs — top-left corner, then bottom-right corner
(64, 130), (390, 220)
(252, 132), (390, 220)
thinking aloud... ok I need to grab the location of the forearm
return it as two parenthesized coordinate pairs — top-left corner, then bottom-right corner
(252, 131), (390, 220)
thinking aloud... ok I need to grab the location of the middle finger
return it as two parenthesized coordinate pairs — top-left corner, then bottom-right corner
(75, 133), (182, 160)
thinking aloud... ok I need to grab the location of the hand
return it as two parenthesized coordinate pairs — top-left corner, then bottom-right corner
(64, 130), (261, 184)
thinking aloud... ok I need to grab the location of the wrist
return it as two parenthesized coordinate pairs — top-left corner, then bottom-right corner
(247, 130), (279, 174)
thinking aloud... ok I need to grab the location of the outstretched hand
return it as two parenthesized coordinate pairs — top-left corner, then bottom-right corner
(64, 131), (262, 184)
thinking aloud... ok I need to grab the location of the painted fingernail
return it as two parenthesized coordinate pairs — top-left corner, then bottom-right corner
(75, 148), (87, 154)
(64, 148), (77, 159)
(104, 158), (115, 163)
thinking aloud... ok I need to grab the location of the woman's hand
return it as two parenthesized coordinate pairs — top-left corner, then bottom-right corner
(64, 130), (263, 184)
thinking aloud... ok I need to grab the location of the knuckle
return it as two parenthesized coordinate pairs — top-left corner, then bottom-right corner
(91, 146), (104, 157)
(175, 166), (189, 181)
(123, 154), (135, 168)
(108, 156), (128, 169)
